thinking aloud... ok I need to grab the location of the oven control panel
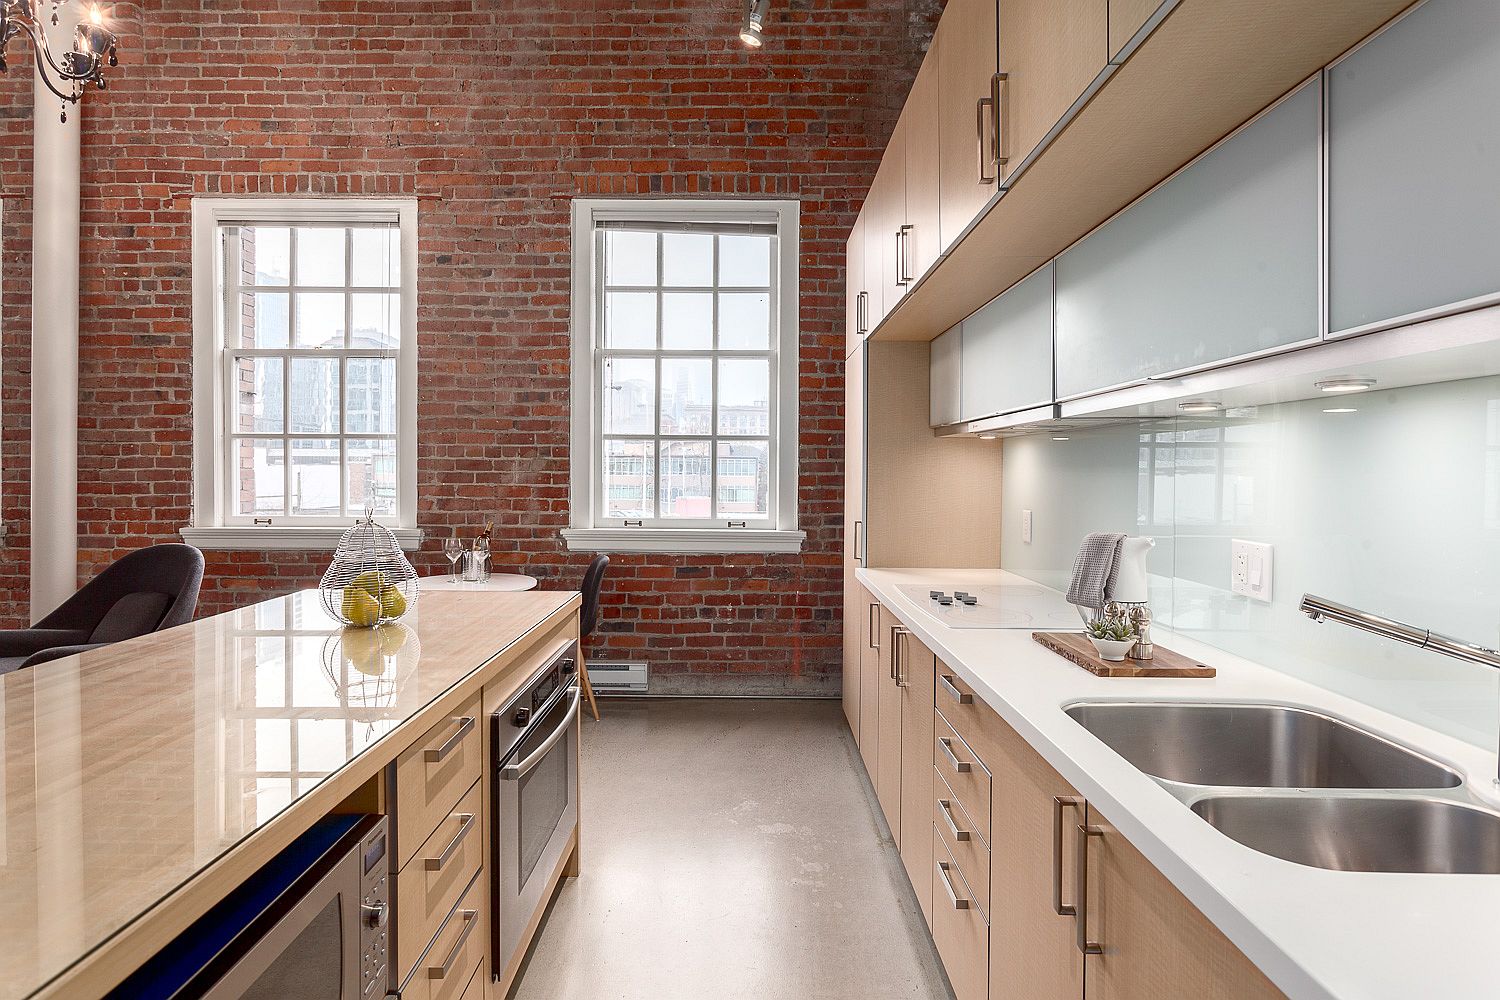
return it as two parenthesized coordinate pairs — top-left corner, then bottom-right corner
(359, 820), (391, 999)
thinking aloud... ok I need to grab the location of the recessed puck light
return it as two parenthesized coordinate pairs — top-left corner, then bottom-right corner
(1178, 400), (1222, 413)
(1315, 377), (1377, 394)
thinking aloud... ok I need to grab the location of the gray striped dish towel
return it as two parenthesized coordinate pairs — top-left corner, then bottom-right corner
(1065, 532), (1128, 614)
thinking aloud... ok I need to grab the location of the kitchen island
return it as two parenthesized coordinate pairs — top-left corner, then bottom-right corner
(0, 587), (580, 1000)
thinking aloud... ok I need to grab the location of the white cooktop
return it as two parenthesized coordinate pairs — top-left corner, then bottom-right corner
(896, 582), (1082, 630)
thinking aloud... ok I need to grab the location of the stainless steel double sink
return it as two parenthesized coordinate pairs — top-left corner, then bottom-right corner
(1064, 702), (1500, 874)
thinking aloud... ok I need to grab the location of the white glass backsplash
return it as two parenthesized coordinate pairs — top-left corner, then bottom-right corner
(1001, 377), (1500, 750)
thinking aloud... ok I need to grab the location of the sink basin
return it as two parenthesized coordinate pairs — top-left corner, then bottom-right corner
(1191, 795), (1500, 873)
(1065, 702), (1461, 789)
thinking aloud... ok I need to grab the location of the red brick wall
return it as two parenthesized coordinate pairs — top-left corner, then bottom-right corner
(0, 0), (940, 695)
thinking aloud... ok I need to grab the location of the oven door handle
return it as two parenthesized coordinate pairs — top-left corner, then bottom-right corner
(500, 686), (580, 781)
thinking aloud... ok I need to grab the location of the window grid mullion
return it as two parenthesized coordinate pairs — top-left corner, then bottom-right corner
(710, 233), (720, 520)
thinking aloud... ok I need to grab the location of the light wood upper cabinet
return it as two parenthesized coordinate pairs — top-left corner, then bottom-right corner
(845, 214), (868, 356)
(874, 605), (905, 840)
(897, 632), (937, 923)
(998, 0), (1108, 179)
(1081, 804), (1287, 1000)
(904, 48), (943, 284)
(1108, 0), (1163, 61)
(875, 122), (909, 322)
(937, 0), (1000, 251)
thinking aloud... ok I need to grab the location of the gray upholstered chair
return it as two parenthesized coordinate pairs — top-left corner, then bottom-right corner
(0, 543), (205, 675)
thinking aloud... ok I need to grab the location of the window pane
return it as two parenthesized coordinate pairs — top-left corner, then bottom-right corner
(719, 234), (771, 287)
(603, 440), (654, 520)
(351, 227), (399, 287)
(345, 357), (396, 434)
(718, 358), (770, 435)
(295, 227), (346, 286)
(662, 292), (712, 350)
(346, 438), (397, 516)
(660, 357), (712, 435)
(716, 440), (769, 518)
(299, 718), (347, 771)
(604, 230), (657, 286)
(289, 357), (340, 434)
(235, 438), (285, 515)
(289, 438), (341, 516)
(351, 293), (399, 348)
(245, 227), (290, 286)
(604, 291), (656, 349)
(659, 440), (710, 519)
(662, 232), (713, 286)
(295, 292), (345, 348)
(235, 356), (284, 433)
(603, 357), (655, 435)
(238, 291), (289, 349)
(718, 291), (770, 349)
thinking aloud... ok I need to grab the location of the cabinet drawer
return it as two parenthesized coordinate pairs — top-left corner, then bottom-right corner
(458, 961), (485, 1000)
(935, 669), (995, 758)
(396, 693), (482, 870)
(403, 869), (485, 1000)
(396, 779), (484, 983)
(934, 712), (992, 845)
(932, 836), (989, 1000)
(934, 768), (990, 918)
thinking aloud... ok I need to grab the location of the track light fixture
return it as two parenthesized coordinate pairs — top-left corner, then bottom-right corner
(740, 0), (769, 48)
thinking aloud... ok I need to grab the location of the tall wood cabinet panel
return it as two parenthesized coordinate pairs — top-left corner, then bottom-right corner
(1082, 804), (1287, 1000)
(874, 605), (905, 840)
(1327, 0), (1500, 336)
(842, 343), (867, 739)
(1054, 77), (1321, 398)
(897, 632), (937, 922)
(937, 0), (1001, 251)
(959, 261), (1053, 422)
(905, 48), (944, 284)
(998, 0), (1108, 179)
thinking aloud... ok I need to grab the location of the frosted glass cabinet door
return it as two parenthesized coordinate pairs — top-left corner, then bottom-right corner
(1328, 0), (1500, 335)
(930, 324), (964, 427)
(960, 262), (1054, 421)
(1054, 78), (1321, 399)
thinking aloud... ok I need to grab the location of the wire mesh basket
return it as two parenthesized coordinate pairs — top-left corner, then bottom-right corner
(319, 507), (419, 627)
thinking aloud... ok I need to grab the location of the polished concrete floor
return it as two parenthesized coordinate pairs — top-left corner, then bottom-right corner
(509, 698), (955, 1000)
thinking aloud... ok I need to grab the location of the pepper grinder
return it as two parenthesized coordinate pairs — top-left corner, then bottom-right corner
(1127, 604), (1154, 660)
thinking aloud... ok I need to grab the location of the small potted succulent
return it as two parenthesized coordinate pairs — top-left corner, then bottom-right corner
(1085, 616), (1138, 661)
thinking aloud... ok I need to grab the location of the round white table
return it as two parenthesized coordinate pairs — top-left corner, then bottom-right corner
(421, 574), (539, 593)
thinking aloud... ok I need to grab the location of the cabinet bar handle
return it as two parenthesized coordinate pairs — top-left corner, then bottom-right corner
(427, 908), (478, 979)
(993, 72), (1010, 167)
(423, 715), (475, 763)
(857, 290), (868, 335)
(939, 736), (972, 774)
(976, 94), (997, 184)
(423, 812), (475, 872)
(937, 860), (972, 910)
(1052, 796), (1084, 916)
(1075, 823), (1104, 956)
(938, 799), (970, 842)
(853, 519), (864, 566)
(894, 626), (911, 688)
(894, 229), (908, 287)
(938, 673), (972, 705)
(898, 224), (915, 284)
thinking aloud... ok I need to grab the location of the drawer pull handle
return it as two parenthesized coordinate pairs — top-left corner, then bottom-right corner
(939, 736), (972, 774)
(938, 799), (970, 842)
(976, 94), (996, 184)
(936, 860), (971, 910)
(1075, 823), (1105, 956)
(423, 812), (475, 872)
(427, 908), (478, 979)
(938, 674), (972, 705)
(423, 715), (475, 763)
(1052, 796), (1084, 916)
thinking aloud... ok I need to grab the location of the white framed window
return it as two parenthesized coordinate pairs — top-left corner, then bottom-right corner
(183, 199), (420, 551)
(564, 199), (803, 554)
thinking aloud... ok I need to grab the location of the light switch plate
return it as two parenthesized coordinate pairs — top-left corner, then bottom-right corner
(1022, 509), (1034, 544)
(1231, 539), (1273, 602)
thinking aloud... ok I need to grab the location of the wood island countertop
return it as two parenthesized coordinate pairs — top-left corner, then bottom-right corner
(0, 588), (580, 1000)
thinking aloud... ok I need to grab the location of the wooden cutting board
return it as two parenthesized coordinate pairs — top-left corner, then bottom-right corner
(1032, 631), (1215, 678)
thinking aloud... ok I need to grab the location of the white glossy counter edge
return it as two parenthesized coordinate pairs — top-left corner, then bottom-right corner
(858, 567), (1500, 1000)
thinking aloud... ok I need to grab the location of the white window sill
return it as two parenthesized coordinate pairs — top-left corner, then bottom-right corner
(180, 526), (425, 552)
(561, 527), (805, 555)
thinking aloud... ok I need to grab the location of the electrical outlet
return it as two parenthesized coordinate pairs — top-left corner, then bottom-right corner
(1022, 509), (1034, 544)
(1231, 539), (1273, 602)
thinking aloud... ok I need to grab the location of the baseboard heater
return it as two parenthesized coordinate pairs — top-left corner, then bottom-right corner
(586, 660), (649, 694)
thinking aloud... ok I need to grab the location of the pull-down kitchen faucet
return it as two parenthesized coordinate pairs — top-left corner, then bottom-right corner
(1300, 593), (1500, 783)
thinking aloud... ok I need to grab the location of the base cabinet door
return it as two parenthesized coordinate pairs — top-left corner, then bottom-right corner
(874, 606), (905, 840)
(1080, 805), (1287, 1000)
(857, 593), (882, 779)
(897, 633), (937, 921)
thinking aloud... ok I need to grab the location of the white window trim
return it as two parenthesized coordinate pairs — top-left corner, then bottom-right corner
(564, 198), (804, 555)
(184, 197), (421, 551)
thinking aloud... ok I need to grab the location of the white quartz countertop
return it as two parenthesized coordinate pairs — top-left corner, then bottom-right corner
(858, 567), (1500, 1000)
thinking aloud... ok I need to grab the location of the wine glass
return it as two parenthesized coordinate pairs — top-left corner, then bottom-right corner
(443, 533), (464, 582)
(474, 536), (491, 582)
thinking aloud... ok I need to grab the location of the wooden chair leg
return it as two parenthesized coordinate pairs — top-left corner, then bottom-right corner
(579, 650), (601, 721)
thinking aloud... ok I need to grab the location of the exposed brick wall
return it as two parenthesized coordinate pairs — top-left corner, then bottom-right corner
(0, 0), (941, 695)
(0, 64), (32, 625)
